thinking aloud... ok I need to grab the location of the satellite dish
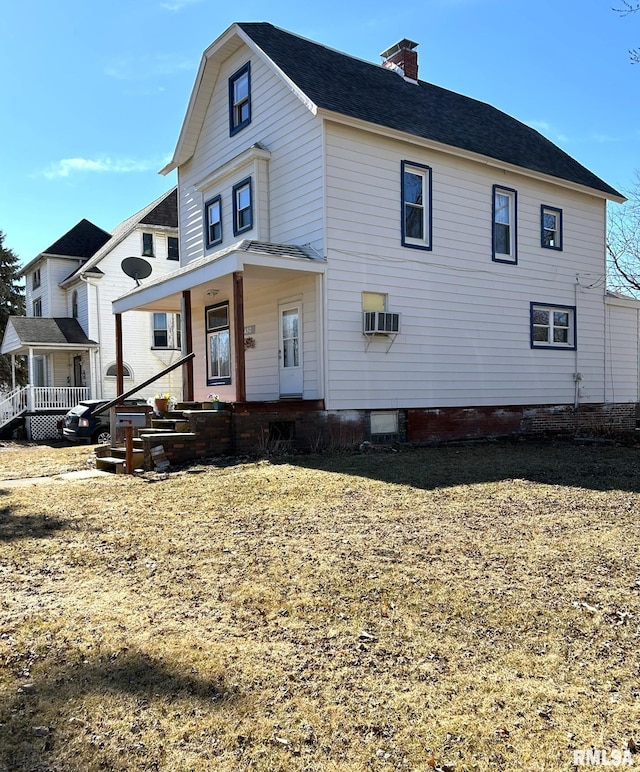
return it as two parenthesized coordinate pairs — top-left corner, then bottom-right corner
(121, 257), (152, 286)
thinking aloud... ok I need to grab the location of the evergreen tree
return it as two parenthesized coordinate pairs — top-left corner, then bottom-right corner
(0, 230), (26, 390)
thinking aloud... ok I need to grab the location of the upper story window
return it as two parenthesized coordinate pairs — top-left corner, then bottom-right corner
(205, 195), (223, 249)
(72, 290), (78, 319)
(33, 298), (42, 317)
(233, 178), (253, 236)
(229, 62), (251, 136)
(401, 161), (432, 250)
(530, 303), (576, 349)
(167, 236), (179, 261)
(32, 268), (41, 290)
(492, 185), (517, 263)
(142, 232), (154, 257)
(541, 205), (563, 250)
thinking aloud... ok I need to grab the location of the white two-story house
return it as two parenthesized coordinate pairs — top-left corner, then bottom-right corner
(1, 188), (183, 440)
(111, 23), (639, 449)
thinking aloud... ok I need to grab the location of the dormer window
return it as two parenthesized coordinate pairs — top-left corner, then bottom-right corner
(229, 62), (251, 136)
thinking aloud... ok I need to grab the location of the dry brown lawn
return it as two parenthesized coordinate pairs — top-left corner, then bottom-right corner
(1, 439), (639, 771)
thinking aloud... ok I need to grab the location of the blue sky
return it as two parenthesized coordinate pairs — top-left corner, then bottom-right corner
(1, 0), (638, 267)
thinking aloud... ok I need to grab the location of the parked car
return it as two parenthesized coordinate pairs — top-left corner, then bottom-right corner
(61, 398), (148, 444)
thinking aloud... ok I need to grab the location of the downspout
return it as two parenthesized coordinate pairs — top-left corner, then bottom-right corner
(574, 277), (581, 411)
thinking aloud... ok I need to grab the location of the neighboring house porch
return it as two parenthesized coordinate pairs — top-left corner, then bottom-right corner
(0, 317), (96, 439)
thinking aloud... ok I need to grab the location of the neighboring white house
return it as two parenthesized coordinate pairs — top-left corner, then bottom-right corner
(1, 188), (183, 440)
(111, 23), (640, 448)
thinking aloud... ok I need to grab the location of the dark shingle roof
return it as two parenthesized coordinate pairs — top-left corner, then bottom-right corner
(42, 219), (111, 258)
(140, 187), (178, 227)
(9, 317), (97, 346)
(238, 22), (620, 198)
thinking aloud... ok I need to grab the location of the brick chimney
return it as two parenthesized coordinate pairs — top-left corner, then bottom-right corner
(380, 39), (419, 82)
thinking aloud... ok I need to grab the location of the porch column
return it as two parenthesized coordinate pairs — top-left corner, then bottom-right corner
(233, 271), (246, 403)
(115, 313), (124, 401)
(11, 355), (16, 391)
(181, 290), (194, 402)
(27, 348), (35, 410)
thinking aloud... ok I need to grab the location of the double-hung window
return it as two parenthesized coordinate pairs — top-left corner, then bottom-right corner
(541, 205), (563, 250)
(492, 185), (517, 263)
(530, 303), (576, 349)
(401, 160), (432, 250)
(206, 303), (231, 385)
(32, 268), (41, 290)
(229, 62), (251, 136)
(152, 312), (181, 349)
(205, 196), (222, 248)
(33, 298), (42, 317)
(233, 178), (253, 236)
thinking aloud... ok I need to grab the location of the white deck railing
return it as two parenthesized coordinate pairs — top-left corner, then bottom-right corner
(0, 386), (90, 429)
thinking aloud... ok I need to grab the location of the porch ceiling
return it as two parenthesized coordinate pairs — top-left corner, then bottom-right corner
(112, 240), (326, 314)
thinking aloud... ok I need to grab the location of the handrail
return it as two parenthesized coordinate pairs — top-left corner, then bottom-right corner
(98, 352), (196, 414)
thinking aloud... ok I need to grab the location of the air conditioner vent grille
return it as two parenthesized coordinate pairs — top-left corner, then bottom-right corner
(363, 311), (400, 335)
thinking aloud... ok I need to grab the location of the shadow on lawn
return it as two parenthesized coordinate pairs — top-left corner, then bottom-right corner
(0, 504), (68, 542)
(289, 439), (640, 493)
(0, 648), (233, 771)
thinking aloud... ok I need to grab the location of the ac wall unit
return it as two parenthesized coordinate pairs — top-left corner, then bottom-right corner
(363, 311), (400, 335)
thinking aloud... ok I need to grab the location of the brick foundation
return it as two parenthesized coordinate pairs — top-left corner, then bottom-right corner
(139, 402), (638, 469)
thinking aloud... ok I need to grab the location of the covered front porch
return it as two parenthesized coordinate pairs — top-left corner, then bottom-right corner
(112, 240), (327, 411)
(0, 317), (99, 439)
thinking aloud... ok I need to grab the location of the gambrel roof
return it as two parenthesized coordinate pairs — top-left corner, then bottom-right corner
(164, 22), (622, 200)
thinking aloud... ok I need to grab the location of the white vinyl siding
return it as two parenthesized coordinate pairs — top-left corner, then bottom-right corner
(323, 122), (609, 410)
(178, 48), (324, 266)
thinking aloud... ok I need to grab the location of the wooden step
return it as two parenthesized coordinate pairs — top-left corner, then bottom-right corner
(95, 456), (127, 474)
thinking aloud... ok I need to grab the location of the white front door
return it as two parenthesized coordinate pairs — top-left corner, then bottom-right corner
(279, 302), (303, 397)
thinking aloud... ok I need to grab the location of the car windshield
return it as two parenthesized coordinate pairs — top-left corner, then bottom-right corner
(68, 402), (98, 417)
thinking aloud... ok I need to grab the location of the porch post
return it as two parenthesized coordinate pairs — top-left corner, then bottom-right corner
(181, 290), (194, 402)
(115, 313), (124, 401)
(11, 354), (16, 391)
(233, 271), (246, 403)
(27, 347), (35, 410)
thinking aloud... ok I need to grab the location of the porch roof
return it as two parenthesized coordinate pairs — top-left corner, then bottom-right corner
(0, 317), (98, 356)
(112, 239), (326, 314)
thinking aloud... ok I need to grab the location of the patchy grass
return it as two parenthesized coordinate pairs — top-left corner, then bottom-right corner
(1, 440), (640, 771)
(0, 441), (94, 480)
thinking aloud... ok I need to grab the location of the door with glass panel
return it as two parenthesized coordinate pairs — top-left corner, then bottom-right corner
(279, 302), (303, 397)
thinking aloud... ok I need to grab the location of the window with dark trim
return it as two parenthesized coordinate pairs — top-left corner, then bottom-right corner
(72, 290), (78, 319)
(492, 185), (517, 263)
(229, 62), (251, 136)
(206, 302), (231, 385)
(205, 195), (222, 248)
(142, 232), (154, 257)
(232, 178), (253, 236)
(530, 302), (576, 349)
(401, 160), (432, 250)
(33, 298), (42, 317)
(541, 205), (563, 250)
(168, 236), (179, 260)
(32, 268), (41, 289)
